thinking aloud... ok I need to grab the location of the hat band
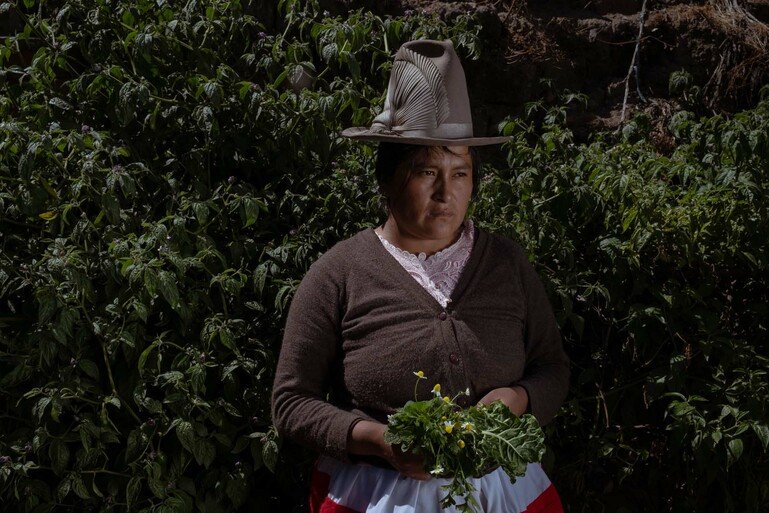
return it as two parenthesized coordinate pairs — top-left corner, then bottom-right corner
(370, 122), (473, 140)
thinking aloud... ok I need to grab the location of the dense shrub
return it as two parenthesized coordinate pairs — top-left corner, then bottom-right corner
(484, 90), (769, 511)
(0, 1), (482, 511)
(1, 0), (767, 512)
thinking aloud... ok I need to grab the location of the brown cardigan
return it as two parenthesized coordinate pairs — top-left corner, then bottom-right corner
(271, 225), (570, 463)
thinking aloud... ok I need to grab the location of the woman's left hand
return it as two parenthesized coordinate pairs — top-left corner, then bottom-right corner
(477, 386), (529, 416)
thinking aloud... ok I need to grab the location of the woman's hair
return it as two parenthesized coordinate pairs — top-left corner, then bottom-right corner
(374, 142), (482, 213)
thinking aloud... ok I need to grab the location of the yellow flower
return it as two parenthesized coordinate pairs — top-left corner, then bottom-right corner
(442, 396), (451, 403)
(462, 422), (474, 432)
(413, 370), (425, 379)
(457, 439), (465, 449)
(441, 416), (447, 421)
(443, 421), (454, 434)
(432, 383), (441, 393)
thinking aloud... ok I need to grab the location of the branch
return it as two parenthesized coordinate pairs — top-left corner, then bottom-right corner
(619, 0), (649, 125)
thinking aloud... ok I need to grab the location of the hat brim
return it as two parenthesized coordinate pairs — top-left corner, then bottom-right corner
(340, 127), (513, 146)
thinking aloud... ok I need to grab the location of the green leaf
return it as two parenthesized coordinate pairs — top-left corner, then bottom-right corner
(158, 270), (180, 309)
(126, 428), (148, 462)
(105, 395), (121, 409)
(56, 476), (71, 501)
(752, 423), (769, 451)
(40, 337), (57, 366)
(49, 439), (69, 475)
(71, 474), (90, 499)
(262, 439), (278, 473)
(193, 202), (209, 224)
(621, 206), (638, 232)
(243, 198), (260, 227)
(48, 97), (72, 111)
(144, 268), (159, 297)
(273, 67), (289, 88)
(726, 438), (743, 469)
(250, 439), (264, 470)
(321, 43), (338, 62)
(126, 476), (142, 510)
(275, 284), (295, 313)
(219, 328), (236, 351)
(91, 473), (104, 497)
(78, 359), (100, 380)
(176, 421), (195, 453)
(138, 342), (158, 373)
(253, 264), (268, 295)
(122, 9), (135, 26)
(103, 193), (121, 224)
(196, 439), (216, 468)
(148, 477), (167, 499)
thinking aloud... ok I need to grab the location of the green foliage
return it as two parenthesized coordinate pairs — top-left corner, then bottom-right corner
(1, 0), (768, 512)
(669, 69), (703, 110)
(488, 82), (769, 512)
(0, 0), (483, 511)
(384, 376), (544, 512)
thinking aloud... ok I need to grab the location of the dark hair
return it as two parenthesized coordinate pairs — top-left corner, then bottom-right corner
(374, 142), (482, 212)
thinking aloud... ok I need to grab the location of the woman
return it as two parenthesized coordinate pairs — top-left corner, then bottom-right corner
(271, 39), (570, 512)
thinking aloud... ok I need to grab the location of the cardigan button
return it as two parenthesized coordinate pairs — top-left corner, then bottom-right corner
(438, 311), (448, 320)
(449, 352), (460, 365)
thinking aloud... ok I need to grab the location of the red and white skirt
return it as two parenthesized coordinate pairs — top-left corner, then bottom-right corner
(309, 455), (564, 513)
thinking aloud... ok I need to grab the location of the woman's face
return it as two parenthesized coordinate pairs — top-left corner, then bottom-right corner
(383, 145), (473, 241)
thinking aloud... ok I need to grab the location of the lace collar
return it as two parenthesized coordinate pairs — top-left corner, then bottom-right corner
(375, 219), (475, 264)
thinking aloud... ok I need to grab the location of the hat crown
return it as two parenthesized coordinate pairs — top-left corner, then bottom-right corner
(370, 39), (473, 138)
(339, 38), (511, 146)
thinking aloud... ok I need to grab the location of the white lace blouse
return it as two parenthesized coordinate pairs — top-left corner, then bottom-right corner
(374, 219), (475, 308)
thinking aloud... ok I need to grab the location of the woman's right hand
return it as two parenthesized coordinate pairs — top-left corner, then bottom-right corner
(378, 434), (432, 481)
(348, 420), (431, 481)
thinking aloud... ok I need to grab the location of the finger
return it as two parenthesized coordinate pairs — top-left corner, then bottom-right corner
(395, 455), (423, 468)
(395, 461), (429, 476)
(401, 456), (425, 466)
(399, 472), (431, 481)
(399, 464), (430, 479)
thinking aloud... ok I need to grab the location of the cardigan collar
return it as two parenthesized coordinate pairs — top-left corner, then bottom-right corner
(361, 222), (489, 314)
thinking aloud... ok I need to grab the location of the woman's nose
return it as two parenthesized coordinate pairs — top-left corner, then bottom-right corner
(431, 178), (447, 200)
(432, 174), (451, 201)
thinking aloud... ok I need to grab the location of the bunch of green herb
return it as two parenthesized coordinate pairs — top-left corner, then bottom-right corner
(384, 372), (545, 513)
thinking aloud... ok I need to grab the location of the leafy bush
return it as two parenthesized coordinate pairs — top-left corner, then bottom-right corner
(486, 85), (769, 511)
(1, 0), (768, 512)
(0, 0), (482, 511)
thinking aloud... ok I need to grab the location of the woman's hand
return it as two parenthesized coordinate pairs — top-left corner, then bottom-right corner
(477, 385), (529, 416)
(379, 435), (432, 481)
(348, 420), (431, 480)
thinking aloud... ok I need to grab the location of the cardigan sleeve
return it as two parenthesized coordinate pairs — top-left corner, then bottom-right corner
(271, 258), (368, 463)
(512, 245), (571, 427)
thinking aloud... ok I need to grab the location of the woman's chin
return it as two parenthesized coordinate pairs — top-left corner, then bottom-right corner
(419, 219), (461, 237)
